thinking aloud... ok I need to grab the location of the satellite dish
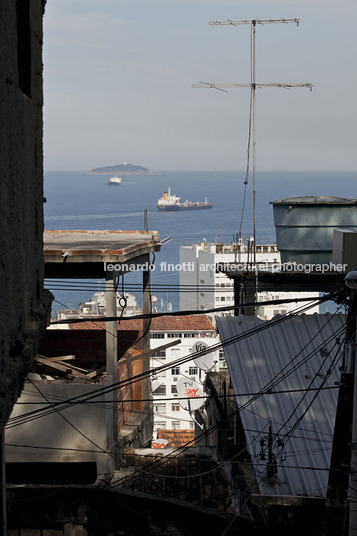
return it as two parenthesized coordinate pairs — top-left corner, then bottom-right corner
(177, 377), (204, 411)
(192, 341), (215, 371)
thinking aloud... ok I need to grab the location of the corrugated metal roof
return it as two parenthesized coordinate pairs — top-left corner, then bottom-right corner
(216, 313), (346, 498)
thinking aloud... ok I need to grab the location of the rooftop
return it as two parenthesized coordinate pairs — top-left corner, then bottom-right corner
(44, 230), (161, 278)
(217, 313), (346, 498)
(70, 315), (215, 332)
(271, 196), (357, 205)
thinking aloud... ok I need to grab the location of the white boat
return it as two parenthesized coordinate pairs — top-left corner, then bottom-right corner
(108, 175), (122, 185)
(157, 187), (213, 211)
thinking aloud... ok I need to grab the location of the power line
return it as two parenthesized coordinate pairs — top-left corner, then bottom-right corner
(109, 313), (346, 488)
(45, 280), (341, 293)
(15, 385), (339, 405)
(50, 293), (334, 325)
(7, 298), (325, 429)
(7, 299), (345, 497)
(27, 377), (108, 454)
(9, 299), (338, 431)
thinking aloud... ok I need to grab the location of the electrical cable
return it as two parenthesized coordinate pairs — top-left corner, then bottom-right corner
(109, 318), (346, 489)
(15, 385), (339, 406)
(26, 377), (107, 454)
(9, 312), (344, 504)
(236, 23), (254, 256)
(7, 299), (336, 433)
(50, 291), (335, 325)
(279, 338), (343, 444)
(6, 298), (344, 502)
(6, 297), (326, 429)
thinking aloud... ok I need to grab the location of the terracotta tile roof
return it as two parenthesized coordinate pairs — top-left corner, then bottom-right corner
(70, 315), (214, 332)
(149, 315), (214, 332)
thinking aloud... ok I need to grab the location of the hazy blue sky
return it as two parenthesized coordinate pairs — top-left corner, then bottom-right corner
(43, 0), (356, 172)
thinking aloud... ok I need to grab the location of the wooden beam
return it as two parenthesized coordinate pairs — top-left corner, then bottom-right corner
(36, 354), (75, 362)
(34, 355), (89, 380)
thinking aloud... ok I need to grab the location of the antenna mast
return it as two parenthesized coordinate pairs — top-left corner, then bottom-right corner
(193, 18), (313, 264)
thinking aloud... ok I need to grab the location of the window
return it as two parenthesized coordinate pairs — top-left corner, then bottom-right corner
(153, 385), (166, 395)
(200, 292), (205, 297)
(172, 421), (180, 430)
(154, 403), (166, 414)
(171, 367), (180, 375)
(172, 404), (180, 412)
(189, 367), (198, 376)
(151, 333), (165, 339)
(154, 421), (166, 431)
(171, 384), (178, 394)
(189, 422), (195, 429)
(167, 333), (182, 338)
(152, 349), (166, 358)
(200, 279), (205, 284)
(221, 297), (226, 301)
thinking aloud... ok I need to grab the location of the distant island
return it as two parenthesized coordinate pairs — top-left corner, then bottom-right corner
(88, 162), (156, 175)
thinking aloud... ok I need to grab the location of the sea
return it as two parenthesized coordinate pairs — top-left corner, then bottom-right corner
(44, 170), (356, 313)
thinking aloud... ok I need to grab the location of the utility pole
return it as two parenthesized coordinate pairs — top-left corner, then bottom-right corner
(345, 270), (357, 536)
(193, 18), (313, 265)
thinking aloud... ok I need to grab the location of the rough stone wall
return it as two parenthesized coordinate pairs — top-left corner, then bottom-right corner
(0, 0), (51, 429)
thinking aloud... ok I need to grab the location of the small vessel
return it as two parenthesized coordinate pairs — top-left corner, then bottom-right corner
(157, 188), (213, 211)
(108, 174), (122, 185)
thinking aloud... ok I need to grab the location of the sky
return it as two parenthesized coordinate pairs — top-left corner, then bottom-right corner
(43, 0), (357, 172)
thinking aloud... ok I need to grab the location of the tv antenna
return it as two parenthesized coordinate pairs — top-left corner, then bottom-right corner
(193, 18), (313, 264)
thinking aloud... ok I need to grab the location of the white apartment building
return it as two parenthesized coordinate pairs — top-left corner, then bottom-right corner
(148, 315), (220, 436)
(179, 240), (320, 319)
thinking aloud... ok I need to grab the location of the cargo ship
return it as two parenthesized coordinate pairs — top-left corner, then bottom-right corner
(157, 188), (213, 211)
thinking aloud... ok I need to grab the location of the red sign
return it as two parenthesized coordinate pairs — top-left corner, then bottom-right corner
(151, 439), (170, 449)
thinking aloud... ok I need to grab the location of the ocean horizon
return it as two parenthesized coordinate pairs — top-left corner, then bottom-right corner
(44, 169), (356, 312)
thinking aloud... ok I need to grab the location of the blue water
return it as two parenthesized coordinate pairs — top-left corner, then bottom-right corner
(44, 170), (356, 311)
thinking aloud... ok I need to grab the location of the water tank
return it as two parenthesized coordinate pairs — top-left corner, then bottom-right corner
(271, 196), (357, 264)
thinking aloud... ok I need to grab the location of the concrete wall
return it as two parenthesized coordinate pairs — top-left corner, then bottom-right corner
(0, 0), (51, 430)
(5, 329), (152, 476)
(5, 382), (112, 478)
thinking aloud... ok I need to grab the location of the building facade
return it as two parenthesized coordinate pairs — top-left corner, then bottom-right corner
(148, 316), (220, 435)
(179, 240), (319, 319)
